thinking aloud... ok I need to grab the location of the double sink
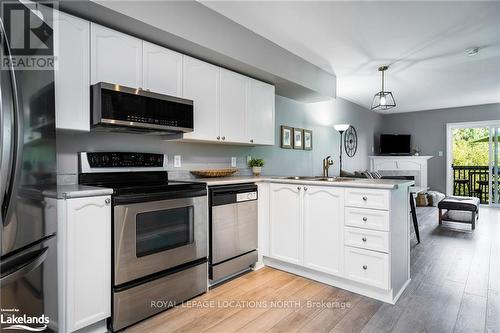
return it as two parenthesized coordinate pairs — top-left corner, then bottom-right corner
(277, 176), (355, 182)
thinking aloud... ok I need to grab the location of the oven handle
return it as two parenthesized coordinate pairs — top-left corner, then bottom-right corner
(113, 188), (207, 205)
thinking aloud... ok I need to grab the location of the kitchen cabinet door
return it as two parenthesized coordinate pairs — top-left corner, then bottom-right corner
(64, 196), (111, 332)
(90, 23), (143, 88)
(182, 56), (220, 141)
(269, 184), (302, 264)
(143, 41), (183, 97)
(247, 78), (275, 145)
(54, 11), (90, 132)
(303, 186), (344, 276)
(219, 69), (247, 143)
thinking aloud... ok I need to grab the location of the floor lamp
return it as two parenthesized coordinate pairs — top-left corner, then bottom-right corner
(334, 124), (350, 175)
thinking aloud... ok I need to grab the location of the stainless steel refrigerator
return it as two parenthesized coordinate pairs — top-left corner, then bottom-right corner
(1, 2), (58, 331)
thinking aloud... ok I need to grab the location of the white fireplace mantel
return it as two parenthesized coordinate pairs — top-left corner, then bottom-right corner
(369, 156), (433, 188)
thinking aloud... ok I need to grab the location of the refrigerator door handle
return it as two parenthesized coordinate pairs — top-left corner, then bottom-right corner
(0, 22), (23, 227)
(0, 247), (48, 286)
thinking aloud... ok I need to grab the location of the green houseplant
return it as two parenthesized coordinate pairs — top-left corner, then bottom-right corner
(248, 158), (264, 176)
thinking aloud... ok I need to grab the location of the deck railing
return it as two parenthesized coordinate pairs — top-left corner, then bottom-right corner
(452, 165), (494, 204)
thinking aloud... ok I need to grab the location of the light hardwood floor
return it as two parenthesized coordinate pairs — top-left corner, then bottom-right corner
(125, 206), (500, 333)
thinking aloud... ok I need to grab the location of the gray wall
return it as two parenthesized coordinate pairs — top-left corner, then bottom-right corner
(57, 95), (380, 181)
(379, 103), (500, 192)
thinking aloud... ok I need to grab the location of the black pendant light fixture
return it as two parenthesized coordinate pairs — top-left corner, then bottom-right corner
(371, 65), (396, 111)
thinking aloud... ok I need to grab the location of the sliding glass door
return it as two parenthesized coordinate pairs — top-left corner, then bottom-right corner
(491, 127), (499, 206)
(447, 120), (500, 206)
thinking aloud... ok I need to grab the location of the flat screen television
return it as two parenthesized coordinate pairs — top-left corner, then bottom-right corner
(379, 134), (411, 155)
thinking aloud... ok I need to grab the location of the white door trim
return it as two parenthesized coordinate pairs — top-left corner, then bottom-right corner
(446, 120), (500, 203)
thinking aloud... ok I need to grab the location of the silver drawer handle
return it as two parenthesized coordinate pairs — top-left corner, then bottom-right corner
(362, 196), (368, 201)
(362, 217), (368, 222)
(362, 265), (368, 270)
(362, 237), (367, 242)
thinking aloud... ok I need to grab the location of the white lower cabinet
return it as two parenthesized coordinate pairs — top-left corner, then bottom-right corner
(269, 184), (302, 264)
(344, 246), (389, 290)
(303, 186), (343, 275)
(58, 195), (111, 333)
(269, 184), (344, 275)
(265, 182), (410, 304)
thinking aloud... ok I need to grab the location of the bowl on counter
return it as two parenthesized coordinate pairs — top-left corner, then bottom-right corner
(190, 168), (238, 178)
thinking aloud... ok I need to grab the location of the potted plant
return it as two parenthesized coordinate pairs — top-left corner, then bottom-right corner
(248, 158), (264, 176)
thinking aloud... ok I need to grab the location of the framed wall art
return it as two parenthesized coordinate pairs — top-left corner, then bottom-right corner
(303, 129), (313, 150)
(280, 125), (293, 149)
(293, 128), (303, 149)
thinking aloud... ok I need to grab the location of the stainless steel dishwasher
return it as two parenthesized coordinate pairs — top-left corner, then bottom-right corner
(209, 183), (258, 284)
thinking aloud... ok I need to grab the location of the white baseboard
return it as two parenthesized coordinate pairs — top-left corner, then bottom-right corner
(263, 256), (409, 304)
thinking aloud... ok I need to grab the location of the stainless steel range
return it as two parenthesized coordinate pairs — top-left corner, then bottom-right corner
(78, 152), (208, 331)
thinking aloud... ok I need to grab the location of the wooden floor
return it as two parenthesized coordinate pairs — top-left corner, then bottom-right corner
(125, 206), (500, 333)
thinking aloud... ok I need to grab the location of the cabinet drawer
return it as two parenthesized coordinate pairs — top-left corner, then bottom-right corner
(345, 188), (390, 210)
(344, 246), (389, 290)
(345, 207), (389, 231)
(344, 226), (389, 253)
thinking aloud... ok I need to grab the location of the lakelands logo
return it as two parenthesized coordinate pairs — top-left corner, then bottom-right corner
(1, 309), (49, 331)
(1, 1), (57, 70)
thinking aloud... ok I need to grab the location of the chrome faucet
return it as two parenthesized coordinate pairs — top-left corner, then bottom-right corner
(323, 156), (334, 177)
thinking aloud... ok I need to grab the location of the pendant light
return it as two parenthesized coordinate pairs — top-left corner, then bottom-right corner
(371, 65), (396, 111)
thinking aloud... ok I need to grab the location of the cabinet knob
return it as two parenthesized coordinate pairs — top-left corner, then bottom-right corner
(217, 136), (220, 140)
(222, 136), (226, 140)
(303, 186), (308, 191)
(362, 196), (368, 201)
(362, 217), (368, 222)
(362, 265), (368, 270)
(362, 237), (367, 242)
(105, 198), (111, 205)
(250, 139), (254, 143)
(297, 186), (301, 191)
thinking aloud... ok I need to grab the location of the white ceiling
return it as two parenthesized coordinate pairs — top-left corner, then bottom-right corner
(201, 1), (500, 113)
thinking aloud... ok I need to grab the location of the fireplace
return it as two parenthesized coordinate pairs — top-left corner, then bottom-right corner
(369, 156), (433, 189)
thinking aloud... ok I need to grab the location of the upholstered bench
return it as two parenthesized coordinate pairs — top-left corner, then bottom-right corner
(438, 196), (480, 230)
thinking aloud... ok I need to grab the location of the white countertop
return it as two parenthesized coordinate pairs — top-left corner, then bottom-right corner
(182, 176), (414, 189)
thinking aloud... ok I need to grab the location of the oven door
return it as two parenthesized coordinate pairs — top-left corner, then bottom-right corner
(114, 195), (207, 286)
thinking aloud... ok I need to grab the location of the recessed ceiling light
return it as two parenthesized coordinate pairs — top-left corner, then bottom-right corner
(466, 47), (479, 56)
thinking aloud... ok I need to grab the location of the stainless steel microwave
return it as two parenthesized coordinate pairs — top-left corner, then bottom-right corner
(91, 82), (194, 134)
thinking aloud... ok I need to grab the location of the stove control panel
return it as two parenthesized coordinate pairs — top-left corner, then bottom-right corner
(86, 152), (164, 168)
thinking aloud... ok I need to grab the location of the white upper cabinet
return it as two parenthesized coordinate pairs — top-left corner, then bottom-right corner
(182, 56), (220, 141)
(143, 41), (183, 97)
(54, 11), (90, 132)
(270, 184), (302, 264)
(219, 69), (247, 143)
(303, 186), (344, 276)
(247, 78), (275, 145)
(90, 23), (143, 88)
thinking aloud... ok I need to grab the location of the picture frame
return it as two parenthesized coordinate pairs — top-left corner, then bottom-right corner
(293, 128), (303, 149)
(280, 125), (293, 149)
(303, 129), (313, 150)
